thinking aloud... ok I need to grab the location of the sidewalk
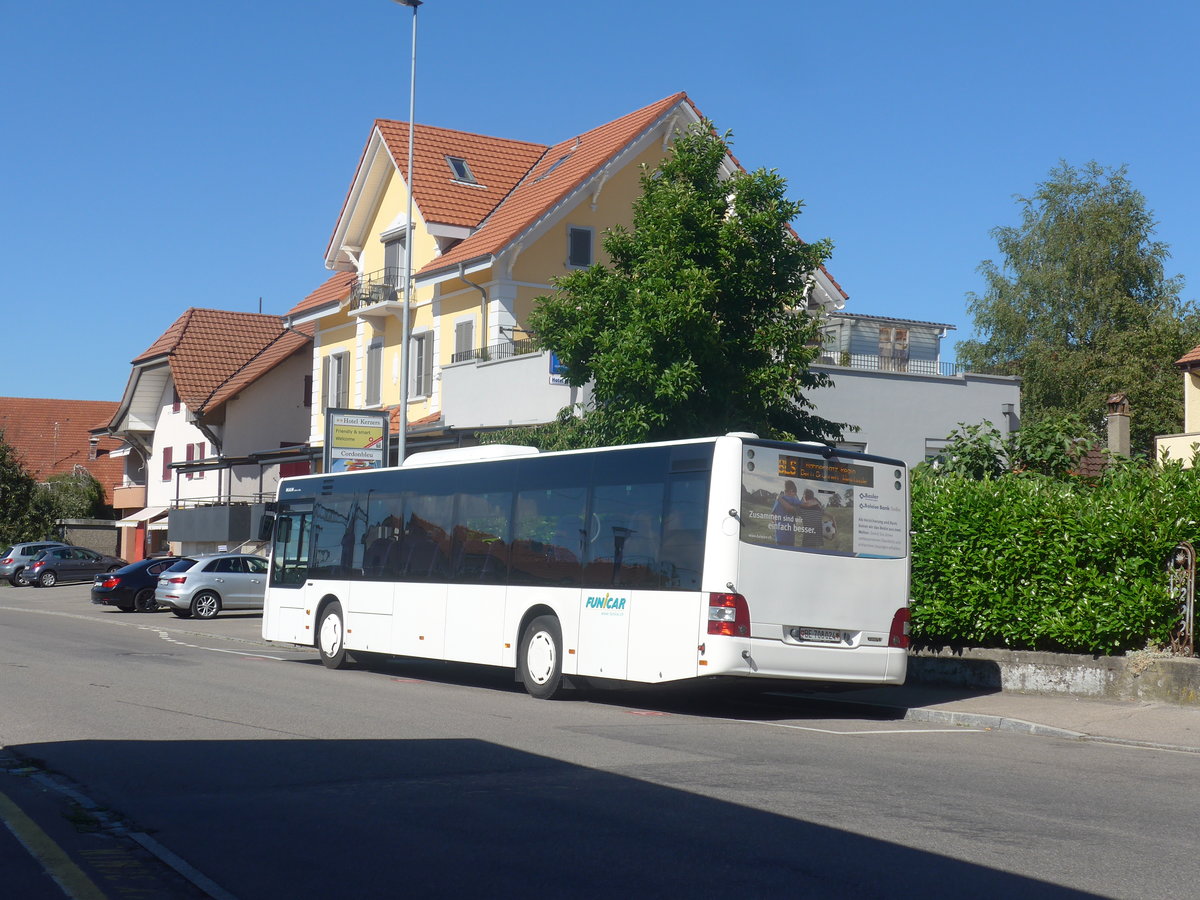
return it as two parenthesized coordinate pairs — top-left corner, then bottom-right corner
(796, 647), (1200, 753)
(799, 682), (1200, 752)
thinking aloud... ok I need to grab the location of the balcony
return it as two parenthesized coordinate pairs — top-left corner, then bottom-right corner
(346, 267), (405, 317)
(111, 483), (146, 510)
(815, 352), (971, 378)
(450, 336), (539, 364)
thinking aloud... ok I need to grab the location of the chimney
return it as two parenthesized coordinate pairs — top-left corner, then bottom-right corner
(1106, 393), (1130, 456)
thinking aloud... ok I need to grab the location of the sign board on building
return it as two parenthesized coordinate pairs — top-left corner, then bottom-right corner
(323, 408), (389, 472)
(549, 352), (568, 386)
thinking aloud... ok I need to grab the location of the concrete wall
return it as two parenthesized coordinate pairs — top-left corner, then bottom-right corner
(441, 351), (592, 430)
(807, 365), (1022, 465)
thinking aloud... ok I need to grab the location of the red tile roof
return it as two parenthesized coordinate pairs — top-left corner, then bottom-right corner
(374, 121), (547, 229)
(0, 398), (125, 502)
(1177, 345), (1200, 368)
(420, 93), (691, 277)
(132, 309), (312, 415)
(286, 271), (357, 318)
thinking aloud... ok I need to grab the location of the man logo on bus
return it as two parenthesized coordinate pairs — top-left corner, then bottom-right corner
(586, 593), (627, 610)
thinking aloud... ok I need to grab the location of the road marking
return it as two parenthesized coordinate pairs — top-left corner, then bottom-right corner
(726, 718), (986, 736)
(0, 788), (107, 900)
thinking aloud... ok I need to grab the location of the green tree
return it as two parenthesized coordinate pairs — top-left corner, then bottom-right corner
(488, 121), (845, 450)
(958, 161), (1198, 455)
(45, 468), (108, 519)
(0, 431), (54, 545)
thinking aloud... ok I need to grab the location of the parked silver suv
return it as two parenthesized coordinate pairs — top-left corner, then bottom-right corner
(155, 553), (269, 620)
(0, 541), (68, 586)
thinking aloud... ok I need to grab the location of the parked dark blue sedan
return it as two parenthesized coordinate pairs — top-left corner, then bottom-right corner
(91, 557), (180, 612)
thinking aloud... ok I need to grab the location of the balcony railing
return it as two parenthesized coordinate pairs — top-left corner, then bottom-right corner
(816, 352), (971, 378)
(346, 267), (405, 312)
(451, 337), (539, 364)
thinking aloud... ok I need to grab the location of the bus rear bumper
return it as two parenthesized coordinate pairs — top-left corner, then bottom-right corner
(707, 638), (907, 685)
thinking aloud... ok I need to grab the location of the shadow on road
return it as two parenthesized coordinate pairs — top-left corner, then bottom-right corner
(10, 735), (1100, 899)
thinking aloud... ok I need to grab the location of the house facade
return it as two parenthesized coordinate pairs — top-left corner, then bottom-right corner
(1154, 344), (1200, 466)
(288, 93), (1018, 467)
(103, 309), (315, 559)
(289, 93), (846, 455)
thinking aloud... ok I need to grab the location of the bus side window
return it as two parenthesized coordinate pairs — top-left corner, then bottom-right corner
(587, 481), (664, 588)
(512, 487), (585, 586)
(451, 490), (511, 585)
(660, 474), (708, 589)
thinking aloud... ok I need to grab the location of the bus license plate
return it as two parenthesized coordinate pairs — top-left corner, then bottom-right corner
(793, 627), (842, 643)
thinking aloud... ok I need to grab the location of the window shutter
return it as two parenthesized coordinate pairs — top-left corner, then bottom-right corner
(365, 339), (383, 406)
(162, 447), (173, 482)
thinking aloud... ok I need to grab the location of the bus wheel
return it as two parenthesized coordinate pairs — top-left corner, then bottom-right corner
(318, 601), (349, 670)
(519, 615), (563, 700)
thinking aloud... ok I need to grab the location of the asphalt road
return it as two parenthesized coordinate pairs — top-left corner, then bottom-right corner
(2, 582), (1197, 899)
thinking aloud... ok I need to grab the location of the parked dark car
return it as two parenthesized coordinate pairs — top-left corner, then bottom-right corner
(91, 557), (181, 612)
(0, 541), (69, 586)
(26, 546), (127, 587)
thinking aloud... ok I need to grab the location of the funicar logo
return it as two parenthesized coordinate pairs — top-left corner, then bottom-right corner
(586, 593), (627, 610)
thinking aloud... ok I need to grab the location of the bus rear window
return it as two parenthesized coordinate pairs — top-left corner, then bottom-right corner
(740, 444), (907, 558)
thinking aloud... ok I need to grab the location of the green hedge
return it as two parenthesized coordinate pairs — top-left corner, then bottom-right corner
(910, 460), (1200, 654)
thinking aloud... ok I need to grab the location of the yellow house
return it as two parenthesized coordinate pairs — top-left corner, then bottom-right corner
(286, 93), (846, 459)
(1155, 345), (1200, 465)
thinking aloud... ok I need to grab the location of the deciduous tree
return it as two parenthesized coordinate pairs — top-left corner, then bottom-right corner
(958, 161), (1198, 454)
(489, 122), (845, 449)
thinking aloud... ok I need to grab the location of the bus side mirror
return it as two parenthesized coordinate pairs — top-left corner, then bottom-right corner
(259, 513), (276, 543)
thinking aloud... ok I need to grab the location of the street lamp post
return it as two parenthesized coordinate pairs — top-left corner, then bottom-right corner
(392, 0), (421, 465)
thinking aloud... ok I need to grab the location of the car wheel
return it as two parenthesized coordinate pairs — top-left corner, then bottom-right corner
(317, 601), (350, 669)
(519, 615), (564, 699)
(190, 591), (221, 620)
(133, 589), (160, 613)
(38, 571), (57, 588)
(106, 566), (121, 574)
(172, 608), (192, 619)
(9, 568), (27, 587)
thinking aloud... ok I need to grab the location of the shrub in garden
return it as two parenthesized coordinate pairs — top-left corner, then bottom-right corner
(911, 422), (1200, 654)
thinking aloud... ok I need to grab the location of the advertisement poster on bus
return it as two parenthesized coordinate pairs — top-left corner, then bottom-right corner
(323, 409), (389, 473)
(739, 446), (907, 558)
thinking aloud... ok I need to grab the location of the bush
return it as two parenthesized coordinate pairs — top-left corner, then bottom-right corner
(911, 459), (1198, 654)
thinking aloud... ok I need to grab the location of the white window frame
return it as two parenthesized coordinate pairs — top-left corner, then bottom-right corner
(453, 318), (475, 362)
(567, 225), (593, 268)
(365, 337), (384, 407)
(322, 351), (350, 412)
(409, 332), (434, 400)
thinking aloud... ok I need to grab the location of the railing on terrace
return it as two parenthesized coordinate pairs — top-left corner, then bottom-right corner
(815, 352), (972, 378)
(346, 267), (405, 311)
(169, 493), (274, 509)
(451, 337), (539, 364)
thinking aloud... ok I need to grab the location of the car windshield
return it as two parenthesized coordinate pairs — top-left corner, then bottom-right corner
(164, 558), (197, 573)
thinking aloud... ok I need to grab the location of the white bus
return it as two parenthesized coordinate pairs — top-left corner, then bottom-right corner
(261, 434), (911, 698)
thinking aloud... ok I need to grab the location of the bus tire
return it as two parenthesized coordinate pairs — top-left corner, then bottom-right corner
(317, 601), (349, 670)
(519, 615), (563, 700)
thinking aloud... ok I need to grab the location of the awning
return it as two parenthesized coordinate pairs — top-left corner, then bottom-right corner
(108, 446), (134, 459)
(116, 506), (168, 529)
(146, 520), (170, 532)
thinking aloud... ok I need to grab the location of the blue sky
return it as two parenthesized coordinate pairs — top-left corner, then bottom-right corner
(3, 1), (1197, 403)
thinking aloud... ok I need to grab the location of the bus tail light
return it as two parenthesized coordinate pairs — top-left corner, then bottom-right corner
(707, 592), (750, 637)
(889, 607), (910, 649)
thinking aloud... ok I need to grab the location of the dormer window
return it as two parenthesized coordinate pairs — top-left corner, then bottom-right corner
(446, 156), (477, 184)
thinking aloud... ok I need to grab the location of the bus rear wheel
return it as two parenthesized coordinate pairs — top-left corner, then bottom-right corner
(519, 615), (563, 700)
(317, 601), (349, 670)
